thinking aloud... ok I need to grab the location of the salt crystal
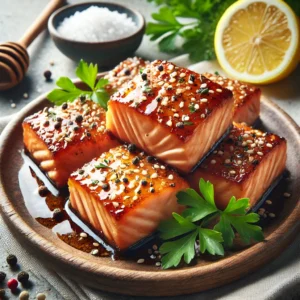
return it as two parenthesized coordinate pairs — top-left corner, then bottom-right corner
(57, 6), (138, 42)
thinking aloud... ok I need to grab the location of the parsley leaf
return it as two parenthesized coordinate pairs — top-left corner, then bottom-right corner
(47, 60), (111, 110)
(158, 178), (264, 269)
(94, 163), (111, 169)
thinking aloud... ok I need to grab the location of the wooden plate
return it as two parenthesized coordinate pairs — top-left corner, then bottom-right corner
(0, 82), (299, 296)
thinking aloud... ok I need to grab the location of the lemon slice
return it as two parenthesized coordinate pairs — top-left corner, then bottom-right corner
(215, 0), (300, 84)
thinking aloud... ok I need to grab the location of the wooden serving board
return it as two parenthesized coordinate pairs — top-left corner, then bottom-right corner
(0, 81), (299, 296)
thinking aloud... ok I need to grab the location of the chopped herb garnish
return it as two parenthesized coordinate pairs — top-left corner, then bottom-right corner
(91, 180), (99, 186)
(183, 121), (194, 126)
(158, 179), (264, 269)
(47, 60), (111, 110)
(178, 78), (185, 83)
(197, 87), (209, 94)
(139, 68), (145, 74)
(189, 103), (196, 113)
(95, 163), (110, 169)
(214, 71), (220, 75)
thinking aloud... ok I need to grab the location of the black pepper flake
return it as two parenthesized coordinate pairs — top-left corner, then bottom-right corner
(128, 144), (136, 153)
(178, 78), (185, 83)
(86, 132), (91, 137)
(0, 272), (6, 283)
(54, 122), (61, 130)
(62, 103), (68, 110)
(170, 183), (176, 187)
(167, 86), (172, 91)
(189, 74), (195, 82)
(176, 122), (184, 128)
(0, 289), (5, 297)
(17, 271), (29, 284)
(38, 185), (49, 197)
(56, 117), (63, 123)
(156, 96), (162, 102)
(141, 73), (147, 81)
(102, 183), (109, 191)
(53, 208), (64, 222)
(122, 177), (129, 183)
(137, 189), (142, 194)
(132, 156), (140, 165)
(80, 95), (86, 102)
(141, 180), (148, 186)
(150, 187), (155, 193)
(68, 121), (74, 125)
(73, 126), (79, 131)
(124, 69), (131, 76)
(115, 178), (121, 184)
(43, 70), (52, 81)
(91, 123), (97, 129)
(75, 115), (83, 123)
(197, 88), (209, 94)
(252, 160), (260, 166)
(146, 156), (155, 163)
(171, 95), (178, 101)
(79, 169), (84, 175)
(157, 65), (163, 71)
(6, 254), (17, 266)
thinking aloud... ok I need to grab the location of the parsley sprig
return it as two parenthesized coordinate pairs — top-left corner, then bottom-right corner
(47, 60), (110, 110)
(146, 0), (300, 62)
(158, 179), (264, 269)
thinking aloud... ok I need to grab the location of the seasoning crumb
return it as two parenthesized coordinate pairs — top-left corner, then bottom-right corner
(137, 258), (145, 264)
(6, 254), (18, 266)
(36, 293), (46, 300)
(19, 290), (30, 300)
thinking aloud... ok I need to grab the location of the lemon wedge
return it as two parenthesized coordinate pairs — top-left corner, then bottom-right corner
(215, 0), (300, 84)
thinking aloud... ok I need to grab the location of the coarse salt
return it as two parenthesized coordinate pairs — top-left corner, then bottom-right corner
(57, 6), (138, 42)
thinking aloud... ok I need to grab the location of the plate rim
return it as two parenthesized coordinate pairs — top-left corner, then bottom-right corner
(0, 83), (299, 296)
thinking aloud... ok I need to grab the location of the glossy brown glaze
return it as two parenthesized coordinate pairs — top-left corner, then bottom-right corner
(23, 99), (112, 154)
(69, 144), (185, 220)
(104, 57), (148, 90)
(199, 122), (286, 183)
(110, 60), (233, 142)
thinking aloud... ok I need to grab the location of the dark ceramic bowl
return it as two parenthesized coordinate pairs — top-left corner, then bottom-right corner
(48, 2), (145, 68)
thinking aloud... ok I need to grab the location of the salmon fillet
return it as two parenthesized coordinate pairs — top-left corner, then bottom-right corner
(23, 99), (120, 187)
(187, 123), (286, 209)
(204, 73), (261, 125)
(106, 60), (234, 173)
(68, 145), (188, 250)
(104, 57), (148, 90)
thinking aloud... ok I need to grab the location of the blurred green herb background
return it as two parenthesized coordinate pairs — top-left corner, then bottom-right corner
(146, 0), (300, 62)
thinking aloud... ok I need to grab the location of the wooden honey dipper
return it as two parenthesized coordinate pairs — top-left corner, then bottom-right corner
(0, 0), (65, 91)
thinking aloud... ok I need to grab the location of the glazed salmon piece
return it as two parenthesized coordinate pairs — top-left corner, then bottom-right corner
(23, 99), (120, 187)
(187, 123), (286, 209)
(204, 73), (261, 125)
(68, 145), (188, 250)
(106, 60), (234, 173)
(104, 57), (148, 90)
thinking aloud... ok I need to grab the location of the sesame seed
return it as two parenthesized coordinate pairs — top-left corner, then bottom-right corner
(137, 259), (145, 264)
(179, 101), (184, 108)
(257, 151), (263, 156)
(209, 90), (214, 94)
(200, 98), (208, 103)
(258, 141), (264, 145)
(171, 71), (177, 77)
(168, 174), (174, 180)
(168, 64), (174, 71)
(91, 249), (99, 256)
(216, 89), (222, 92)
(225, 159), (231, 164)
(200, 83), (207, 88)
(93, 242), (99, 247)
(194, 104), (200, 110)
(151, 173), (158, 179)
(283, 192), (291, 198)
(155, 262), (161, 267)
(266, 200), (272, 205)
(269, 213), (276, 218)
(169, 78), (176, 83)
(246, 140), (253, 144)
(166, 120), (172, 127)
(229, 170), (236, 175)
(158, 81), (164, 86)
(266, 143), (273, 148)
(211, 159), (216, 164)
(183, 115), (190, 121)
(247, 150), (254, 154)
(161, 165), (166, 169)
(218, 151), (224, 155)
(133, 196), (138, 201)
(80, 232), (87, 238)
(152, 244), (158, 250)
(251, 143), (256, 148)
(200, 114), (205, 118)
(142, 170), (148, 175)
(154, 164), (160, 169)
(179, 73), (185, 78)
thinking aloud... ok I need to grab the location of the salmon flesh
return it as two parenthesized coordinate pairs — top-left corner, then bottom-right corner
(23, 99), (120, 187)
(68, 145), (188, 250)
(106, 60), (234, 173)
(186, 123), (286, 209)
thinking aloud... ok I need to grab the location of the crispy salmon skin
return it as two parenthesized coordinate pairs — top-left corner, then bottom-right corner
(23, 99), (119, 187)
(68, 145), (188, 250)
(204, 73), (261, 124)
(187, 123), (286, 209)
(106, 60), (234, 173)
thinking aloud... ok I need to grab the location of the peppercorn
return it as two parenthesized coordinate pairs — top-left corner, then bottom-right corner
(38, 186), (49, 197)
(141, 180), (148, 186)
(141, 73), (147, 81)
(54, 122), (61, 130)
(157, 65), (163, 71)
(0, 289), (5, 297)
(102, 183), (109, 191)
(128, 144), (136, 153)
(7, 278), (18, 290)
(17, 271), (29, 284)
(53, 208), (64, 222)
(132, 157), (140, 165)
(252, 160), (260, 166)
(122, 177), (129, 183)
(19, 290), (29, 300)
(189, 74), (195, 82)
(78, 169), (84, 175)
(146, 156), (155, 163)
(73, 126), (79, 131)
(36, 293), (46, 300)
(43, 70), (52, 81)
(75, 114), (83, 123)
(156, 96), (162, 102)
(0, 271), (6, 282)
(86, 132), (91, 137)
(62, 103), (68, 110)
(6, 254), (17, 266)
(124, 69), (131, 76)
